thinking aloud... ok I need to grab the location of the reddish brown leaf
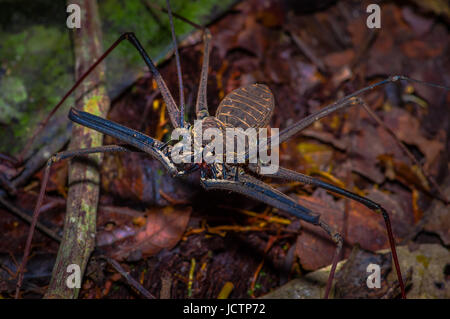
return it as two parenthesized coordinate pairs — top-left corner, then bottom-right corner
(382, 107), (445, 173)
(423, 178), (450, 245)
(324, 49), (355, 69)
(402, 7), (434, 36)
(378, 155), (430, 193)
(294, 187), (413, 271)
(401, 40), (444, 59)
(101, 152), (199, 206)
(113, 206), (192, 260)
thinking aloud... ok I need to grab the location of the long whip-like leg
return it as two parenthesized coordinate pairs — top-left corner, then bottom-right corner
(15, 145), (136, 298)
(244, 97), (364, 162)
(201, 173), (346, 298)
(19, 32), (182, 162)
(165, 0), (185, 127)
(5, 178), (156, 299)
(108, 32), (182, 129)
(195, 29), (212, 120)
(163, 5), (213, 120)
(319, 220), (343, 299)
(250, 164), (406, 298)
(357, 98), (448, 204)
(245, 76), (449, 162)
(144, 0), (213, 120)
(276, 76), (449, 145)
(202, 173), (320, 224)
(16, 107), (184, 296)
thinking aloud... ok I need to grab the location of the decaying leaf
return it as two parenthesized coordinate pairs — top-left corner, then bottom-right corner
(334, 246), (398, 298)
(260, 258), (346, 298)
(378, 155), (431, 193)
(113, 206), (192, 260)
(262, 243), (448, 298)
(423, 177), (450, 245)
(382, 107), (444, 173)
(386, 244), (450, 298)
(101, 152), (199, 206)
(294, 188), (414, 271)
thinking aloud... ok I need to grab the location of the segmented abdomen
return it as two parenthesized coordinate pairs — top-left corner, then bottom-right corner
(215, 84), (274, 129)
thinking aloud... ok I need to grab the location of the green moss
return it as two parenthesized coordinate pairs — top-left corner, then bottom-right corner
(81, 201), (96, 216)
(0, 0), (237, 156)
(0, 77), (27, 123)
(416, 255), (430, 268)
(84, 94), (103, 114)
(0, 23), (73, 154)
(2, 77), (28, 104)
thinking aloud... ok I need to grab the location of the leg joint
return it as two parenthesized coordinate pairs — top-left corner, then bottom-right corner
(203, 28), (212, 40)
(389, 75), (408, 82)
(319, 220), (342, 246)
(378, 206), (390, 221)
(47, 155), (60, 166)
(122, 32), (135, 40)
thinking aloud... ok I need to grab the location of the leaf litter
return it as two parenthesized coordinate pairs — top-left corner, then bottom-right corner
(1, 0), (449, 298)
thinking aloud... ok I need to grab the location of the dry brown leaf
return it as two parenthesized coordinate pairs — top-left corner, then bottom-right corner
(387, 244), (450, 298)
(334, 246), (397, 298)
(262, 243), (448, 298)
(378, 154), (430, 193)
(323, 49), (355, 69)
(401, 40), (444, 59)
(382, 108), (444, 173)
(113, 206), (192, 260)
(294, 187), (414, 271)
(423, 177), (450, 245)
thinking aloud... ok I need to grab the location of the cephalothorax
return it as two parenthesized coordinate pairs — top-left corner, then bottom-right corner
(11, 1), (450, 299)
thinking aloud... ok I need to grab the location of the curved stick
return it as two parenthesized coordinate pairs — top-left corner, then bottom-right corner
(15, 145), (134, 298)
(19, 31), (182, 162)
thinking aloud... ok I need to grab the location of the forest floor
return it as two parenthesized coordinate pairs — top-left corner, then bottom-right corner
(0, 0), (449, 298)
